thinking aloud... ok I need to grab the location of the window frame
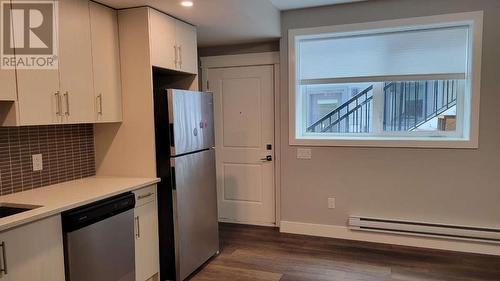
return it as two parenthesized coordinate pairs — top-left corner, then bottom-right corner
(288, 11), (483, 148)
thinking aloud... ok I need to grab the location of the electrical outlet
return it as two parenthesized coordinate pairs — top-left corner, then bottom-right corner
(328, 197), (335, 209)
(32, 154), (43, 171)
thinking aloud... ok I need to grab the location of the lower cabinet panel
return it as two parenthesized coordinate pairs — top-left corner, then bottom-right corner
(0, 215), (65, 281)
(135, 185), (160, 281)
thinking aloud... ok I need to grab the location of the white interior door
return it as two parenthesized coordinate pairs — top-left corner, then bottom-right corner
(207, 65), (275, 226)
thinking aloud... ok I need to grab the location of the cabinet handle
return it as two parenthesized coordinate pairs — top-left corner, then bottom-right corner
(55, 91), (61, 116)
(179, 45), (182, 68)
(135, 216), (141, 238)
(97, 94), (103, 115)
(0, 241), (7, 275)
(137, 192), (153, 200)
(64, 91), (70, 116)
(174, 45), (178, 68)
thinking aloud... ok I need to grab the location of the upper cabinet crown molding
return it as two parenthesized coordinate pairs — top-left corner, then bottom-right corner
(148, 8), (198, 74)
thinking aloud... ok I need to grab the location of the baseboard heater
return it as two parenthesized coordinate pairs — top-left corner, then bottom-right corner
(348, 216), (500, 244)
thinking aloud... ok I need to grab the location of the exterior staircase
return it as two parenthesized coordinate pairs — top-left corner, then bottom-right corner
(307, 80), (459, 133)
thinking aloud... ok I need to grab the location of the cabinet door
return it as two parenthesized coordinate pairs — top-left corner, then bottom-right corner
(0, 0), (15, 101)
(149, 9), (176, 70)
(135, 200), (159, 281)
(0, 216), (65, 281)
(0, 70), (17, 101)
(58, 0), (94, 123)
(16, 70), (61, 125)
(175, 21), (198, 74)
(90, 1), (123, 122)
(14, 0), (60, 125)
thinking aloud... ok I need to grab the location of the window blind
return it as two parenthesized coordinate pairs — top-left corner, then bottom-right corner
(298, 26), (469, 84)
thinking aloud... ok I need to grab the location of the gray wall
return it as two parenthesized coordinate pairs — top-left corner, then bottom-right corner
(280, 0), (500, 228)
(198, 40), (280, 90)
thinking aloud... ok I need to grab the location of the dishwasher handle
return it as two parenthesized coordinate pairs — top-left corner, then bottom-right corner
(62, 192), (136, 233)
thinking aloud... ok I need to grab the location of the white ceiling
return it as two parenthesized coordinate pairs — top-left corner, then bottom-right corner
(98, 0), (364, 47)
(270, 0), (365, 10)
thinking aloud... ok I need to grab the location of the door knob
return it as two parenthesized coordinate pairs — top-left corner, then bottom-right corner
(260, 155), (272, 162)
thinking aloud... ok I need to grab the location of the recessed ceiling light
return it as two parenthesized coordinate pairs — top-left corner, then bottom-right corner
(181, 1), (193, 7)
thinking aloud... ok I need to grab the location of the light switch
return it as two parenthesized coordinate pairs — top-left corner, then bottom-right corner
(32, 154), (43, 171)
(296, 148), (312, 159)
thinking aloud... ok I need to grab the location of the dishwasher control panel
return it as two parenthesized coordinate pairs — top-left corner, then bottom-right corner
(61, 192), (135, 233)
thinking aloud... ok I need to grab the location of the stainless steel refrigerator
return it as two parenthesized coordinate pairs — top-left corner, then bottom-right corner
(154, 89), (219, 281)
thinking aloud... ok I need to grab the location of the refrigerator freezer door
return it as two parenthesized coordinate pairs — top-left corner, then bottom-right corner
(168, 90), (214, 156)
(171, 149), (219, 281)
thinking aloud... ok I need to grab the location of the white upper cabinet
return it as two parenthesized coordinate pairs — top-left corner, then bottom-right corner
(0, 0), (15, 101)
(0, 69), (17, 101)
(0, 5), (17, 102)
(149, 8), (198, 74)
(16, 69), (61, 125)
(149, 9), (177, 71)
(15, 0), (60, 125)
(90, 1), (123, 122)
(58, 0), (95, 124)
(175, 20), (198, 74)
(3, 0), (123, 126)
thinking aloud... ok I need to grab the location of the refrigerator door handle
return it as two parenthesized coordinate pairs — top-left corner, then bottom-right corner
(170, 166), (176, 190)
(169, 123), (175, 147)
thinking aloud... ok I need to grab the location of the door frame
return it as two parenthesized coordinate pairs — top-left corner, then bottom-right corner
(200, 52), (281, 226)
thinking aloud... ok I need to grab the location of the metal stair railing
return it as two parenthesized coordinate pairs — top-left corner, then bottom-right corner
(306, 85), (373, 133)
(306, 79), (458, 134)
(383, 80), (458, 132)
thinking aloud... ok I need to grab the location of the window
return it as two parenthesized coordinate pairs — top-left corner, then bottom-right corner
(289, 12), (483, 148)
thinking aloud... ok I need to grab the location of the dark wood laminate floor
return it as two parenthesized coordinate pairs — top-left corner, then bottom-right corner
(191, 223), (500, 281)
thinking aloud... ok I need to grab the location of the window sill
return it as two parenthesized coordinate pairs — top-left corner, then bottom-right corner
(290, 136), (478, 149)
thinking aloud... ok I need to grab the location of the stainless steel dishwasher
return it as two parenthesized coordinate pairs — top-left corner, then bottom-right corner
(62, 192), (136, 281)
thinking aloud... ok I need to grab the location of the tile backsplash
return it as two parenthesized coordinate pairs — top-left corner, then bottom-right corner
(0, 124), (95, 196)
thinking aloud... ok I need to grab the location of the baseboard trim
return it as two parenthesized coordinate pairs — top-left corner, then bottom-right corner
(280, 220), (500, 256)
(219, 218), (276, 227)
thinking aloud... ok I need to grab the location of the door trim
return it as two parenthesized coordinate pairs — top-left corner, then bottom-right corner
(200, 52), (281, 226)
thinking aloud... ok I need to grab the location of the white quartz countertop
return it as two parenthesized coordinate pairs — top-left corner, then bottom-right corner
(0, 176), (160, 232)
